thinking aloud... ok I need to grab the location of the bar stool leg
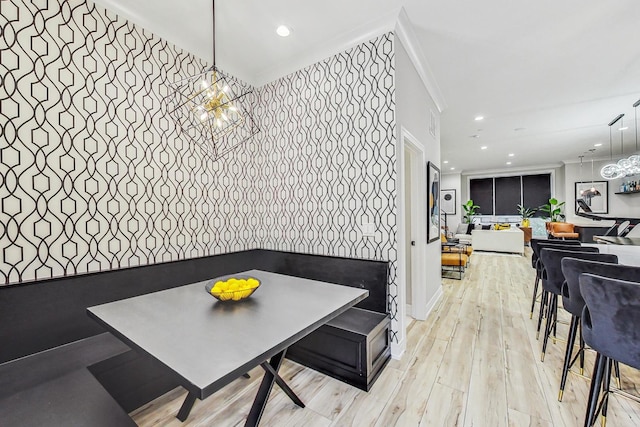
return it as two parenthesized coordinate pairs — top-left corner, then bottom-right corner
(537, 290), (549, 340)
(552, 300), (558, 344)
(613, 361), (621, 389)
(584, 353), (607, 427)
(559, 315), (579, 401)
(541, 293), (557, 362)
(579, 325), (585, 375)
(600, 359), (612, 427)
(530, 271), (540, 319)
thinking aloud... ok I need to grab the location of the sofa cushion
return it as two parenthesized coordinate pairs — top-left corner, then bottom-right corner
(456, 223), (469, 235)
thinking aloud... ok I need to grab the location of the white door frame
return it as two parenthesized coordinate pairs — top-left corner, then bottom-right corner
(398, 128), (427, 324)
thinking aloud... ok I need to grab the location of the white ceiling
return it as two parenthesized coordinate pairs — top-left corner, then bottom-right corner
(92, 0), (640, 174)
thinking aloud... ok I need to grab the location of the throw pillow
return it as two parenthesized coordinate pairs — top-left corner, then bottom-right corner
(456, 223), (468, 235)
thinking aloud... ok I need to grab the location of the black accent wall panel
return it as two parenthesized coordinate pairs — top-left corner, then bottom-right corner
(523, 174), (551, 216)
(495, 176), (521, 215)
(470, 178), (493, 215)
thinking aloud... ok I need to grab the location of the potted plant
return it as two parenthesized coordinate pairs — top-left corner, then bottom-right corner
(516, 204), (537, 227)
(539, 198), (565, 222)
(462, 200), (480, 224)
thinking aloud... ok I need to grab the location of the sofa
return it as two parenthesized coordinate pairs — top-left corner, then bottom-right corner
(471, 228), (524, 254)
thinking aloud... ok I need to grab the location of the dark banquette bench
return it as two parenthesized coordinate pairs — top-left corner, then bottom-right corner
(0, 249), (390, 424)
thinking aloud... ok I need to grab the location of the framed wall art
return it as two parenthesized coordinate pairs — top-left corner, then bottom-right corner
(441, 189), (456, 215)
(575, 181), (608, 214)
(427, 161), (441, 243)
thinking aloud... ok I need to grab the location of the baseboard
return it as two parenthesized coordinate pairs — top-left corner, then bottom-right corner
(425, 286), (444, 318)
(391, 337), (406, 360)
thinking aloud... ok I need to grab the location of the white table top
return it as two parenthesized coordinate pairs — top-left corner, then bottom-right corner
(87, 270), (368, 399)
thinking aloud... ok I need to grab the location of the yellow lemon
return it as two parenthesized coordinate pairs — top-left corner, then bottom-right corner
(247, 278), (259, 288)
(211, 285), (222, 294)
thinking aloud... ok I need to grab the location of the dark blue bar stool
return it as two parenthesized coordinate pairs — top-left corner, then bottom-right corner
(557, 255), (619, 402)
(538, 247), (599, 360)
(536, 244), (597, 341)
(580, 272), (640, 427)
(530, 239), (581, 319)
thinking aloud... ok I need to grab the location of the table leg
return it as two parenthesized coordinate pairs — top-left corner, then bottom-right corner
(261, 360), (304, 407)
(245, 348), (304, 427)
(177, 391), (197, 422)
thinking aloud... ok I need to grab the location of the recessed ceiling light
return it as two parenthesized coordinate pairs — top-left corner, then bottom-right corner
(443, 160), (449, 164)
(276, 25), (291, 37)
(594, 143), (603, 147)
(474, 116), (484, 121)
(470, 134), (480, 138)
(506, 161), (512, 165)
(480, 146), (487, 150)
(450, 167), (455, 170)
(619, 126), (629, 131)
(508, 153), (514, 157)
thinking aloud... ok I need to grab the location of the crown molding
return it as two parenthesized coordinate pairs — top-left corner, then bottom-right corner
(394, 8), (447, 113)
(253, 10), (400, 87)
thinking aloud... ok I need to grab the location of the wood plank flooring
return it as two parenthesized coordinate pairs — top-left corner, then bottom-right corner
(130, 250), (640, 426)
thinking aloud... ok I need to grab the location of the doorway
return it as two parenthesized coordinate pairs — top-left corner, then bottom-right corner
(401, 131), (426, 322)
(404, 146), (414, 323)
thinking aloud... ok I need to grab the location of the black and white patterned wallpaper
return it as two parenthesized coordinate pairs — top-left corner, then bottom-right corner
(0, 1), (399, 340)
(253, 35), (398, 338)
(0, 0), (256, 283)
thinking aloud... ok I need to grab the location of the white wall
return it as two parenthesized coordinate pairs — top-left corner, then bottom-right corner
(394, 37), (442, 356)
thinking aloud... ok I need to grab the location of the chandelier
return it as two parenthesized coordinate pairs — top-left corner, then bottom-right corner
(166, 0), (258, 159)
(600, 99), (640, 179)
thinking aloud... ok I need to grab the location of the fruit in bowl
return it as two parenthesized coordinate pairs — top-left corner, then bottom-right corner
(205, 276), (260, 301)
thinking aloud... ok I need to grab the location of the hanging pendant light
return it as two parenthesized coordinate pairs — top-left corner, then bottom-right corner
(601, 100), (640, 179)
(165, 0), (258, 159)
(601, 114), (626, 179)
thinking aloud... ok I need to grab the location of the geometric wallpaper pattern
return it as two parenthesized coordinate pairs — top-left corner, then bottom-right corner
(0, 0), (255, 284)
(253, 34), (398, 339)
(0, 1), (398, 340)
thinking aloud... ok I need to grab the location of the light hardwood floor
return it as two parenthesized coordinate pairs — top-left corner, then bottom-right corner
(131, 250), (640, 426)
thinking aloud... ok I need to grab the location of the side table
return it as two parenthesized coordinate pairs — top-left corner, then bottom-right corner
(519, 226), (532, 246)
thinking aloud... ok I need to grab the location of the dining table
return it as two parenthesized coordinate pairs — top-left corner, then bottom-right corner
(87, 269), (368, 426)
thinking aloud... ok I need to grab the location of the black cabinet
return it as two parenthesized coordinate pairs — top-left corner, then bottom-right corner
(287, 308), (391, 391)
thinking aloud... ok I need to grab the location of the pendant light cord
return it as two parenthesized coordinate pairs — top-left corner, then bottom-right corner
(633, 101), (640, 151)
(620, 117), (624, 156)
(610, 126), (613, 160)
(212, 0), (216, 67)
